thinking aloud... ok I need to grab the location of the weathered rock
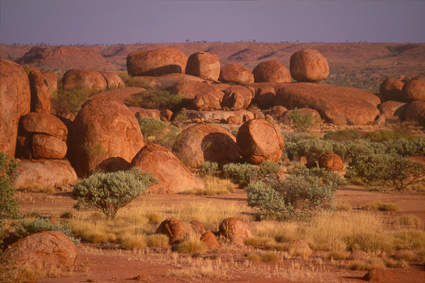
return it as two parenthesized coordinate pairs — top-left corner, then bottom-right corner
(219, 218), (252, 246)
(32, 134), (67, 159)
(272, 106), (288, 119)
(171, 81), (224, 109)
(219, 64), (254, 85)
(253, 85), (276, 109)
(29, 68), (51, 114)
(362, 269), (394, 282)
(186, 52), (220, 81)
(236, 119), (284, 164)
(373, 114), (386, 126)
(130, 108), (161, 120)
(190, 220), (207, 236)
(253, 60), (292, 83)
(290, 49), (329, 82)
(62, 69), (108, 91)
(162, 109), (173, 121)
(201, 232), (220, 248)
(318, 152), (344, 172)
(131, 144), (204, 194)
(98, 71), (125, 89)
(281, 108), (321, 126)
(175, 109), (255, 123)
(350, 250), (370, 260)
(43, 71), (58, 92)
(404, 101), (425, 125)
(156, 217), (194, 245)
(20, 113), (68, 140)
(4, 231), (79, 271)
(402, 78), (425, 102)
(380, 77), (405, 102)
(227, 115), (241, 124)
(127, 48), (188, 76)
(193, 93), (222, 110)
(13, 159), (78, 188)
(131, 73), (204, 90)
(0, 59), (31, 157)
(222, 85), (253, 110)
(275, 83), (381, 125)
(92, 86), (145, 105)
(378, 101), (407, 119)
(211, 83), (232, 92)
(173, 123), (240, 168)
(68, 97), (145, 177)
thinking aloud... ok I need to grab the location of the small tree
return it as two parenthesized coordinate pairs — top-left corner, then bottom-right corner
(287, 108), (316, 132)
(138, 117), (166, 143)
(73, 168), (157, 219)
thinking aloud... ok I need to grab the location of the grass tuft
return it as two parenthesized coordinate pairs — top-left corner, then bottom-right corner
(348, 258), (386, 271)
(261, 252), (280, 263)
(177, 237), (207, 254)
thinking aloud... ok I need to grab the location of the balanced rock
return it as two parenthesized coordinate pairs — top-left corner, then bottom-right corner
(0, 59), (31, 157)
(380, 77), (405, 102)
(318, 152), (344, 172)
(29, 68), (51, 114)
(378, 101), (407, 119)
(219, 218), (252, 246)
(221, 85), (253, 110)
(403, 78), (425, 102)
(5, 231), (79, 271)
(20, 113), (68, 141)
(290, 49), (329, 82)
(173, 123), (240, 168)
(131, 144), (204, 194)
(68, 97), (145, 177)
(253, 60), (292, 83)
(13, 159), (78, 189)
(219, 64), (254, 85)
(31, 134), (67, 159)
(156, 217), (195, 245)
(127, 48), (188, 77)
(236, 119), (284, 164)
(62, 69), (108, 91)
(275, 83), (380, 125)
(186, 52), (221, 81)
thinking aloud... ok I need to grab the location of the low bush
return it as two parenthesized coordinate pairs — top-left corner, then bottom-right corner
(1, 153), (19, 245)
(287, 108), (316, 132)
(362, 129), (416, 142)
(138, 117), (166, 143)
(362, 201), (399, 212)
(198, 161), (219, 177)
(287, 164), (348, 191)
(127, 89), (182, 111)
(73, 168), (157, 219)
(120, 234), (147, 250)
(258, 161), (281, 179)
(285, 139), (333, 161)
(348, 258), (386, 271)
(246, 253), (261, 262)
(223, 163), (257, 187)
(147, 234), (169, 248)
(124, 76), (150, 88)
(324, 129), (359, 142)
(261, 252), (280, 263)
(177, 237), (207, 253)
(393, 215), (421, 226)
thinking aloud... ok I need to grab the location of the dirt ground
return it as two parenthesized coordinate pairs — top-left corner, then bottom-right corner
(11, 184), (425, 283)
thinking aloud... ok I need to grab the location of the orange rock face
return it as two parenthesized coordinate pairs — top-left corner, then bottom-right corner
(290, 49), (329, 82)
(281, 108), (321, 126)
(127, 48), (188, 76)
(275, 83), (380, 125)
(403, 78), (425, 102)
(173, 123), (240, 168)
(43, 71), (58, 92)
(380, 77), (405, 102)
(62, 69), (108, 91)
(5, 231), (79, 271)
(29, 68), (51, 114)
(253, 60), (292, 83)
(219, 218), (252, 246)
(404, 101), (425, 126)
(318, 152), (344, 172)
(201, 232), (220, 248)
(0, 59), (31, 158)
(378, 101), (407, 119)
(171, 81), (224, 109)
(222, 85), (253, 110)
(156, 217), (194, 245)
(131, 144), (204, 194)
(31, 134), (67, 159)
(236, 119), (284, 165)
(193, 93), (222, 110)
(186, 52), (221, 81)
(98, 71), (125, 89)
(219, 64), (254, 85)
(68, 97), (145, 177)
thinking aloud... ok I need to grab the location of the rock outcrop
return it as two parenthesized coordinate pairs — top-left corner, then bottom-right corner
(252, 60), (292, 83)
(404, 101), (425, 126)
(380, 77), (405, 102)
(171, 81), (224, 109)
(186, 52), (220, 81)
(28, 68), (51, 114)
(156, 217), (196, 245)
(131, 144), (204, 194)
(127, 48), (188, 76)
(0, 59), (31, 158)
(318, 152), (344, 173)
(68, 97), (145, 177)
(221, 85), (253, 110)
(62, 69), (108, 91)
(290, 49), (329, 82)
(175, 109), (255, 123)
(219, 218), (252, 246)
(236, 119), (284, 164)
(274, 83), (380, 125)
(378, 101), (407, 119)
(173, 123), (240, 168)
(403, 78), (425, 102)
(219, 64), (254, 85)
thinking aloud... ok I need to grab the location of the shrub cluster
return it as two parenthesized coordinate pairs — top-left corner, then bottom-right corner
(198, 161), (220, 177)
(223, 163), (257, 187)
(287, 108), (317, 132)
(127, 89), (182, 110)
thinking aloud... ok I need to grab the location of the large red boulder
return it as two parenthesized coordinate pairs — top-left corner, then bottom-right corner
(62, 69), (108, 91)
(193, 93), (222, 110)
(20, 113), (68, 141)
(5, 231), (79, 271)
(253, 61), (292, 83)
(171, 81), (224, 109)
(43, 71), (58, 92)
(221, 85), (253, 110)
(236, 119), (284, 165)
(131, 144), (204, 194)
(275, 83), (380, 125)
(13, 159), (78, 189)
(186, 52), (220, 81)
(127, 48), (188, 77)
(31, 134), (67, 159)
(68, 97), (145, 177)
(173, 123), (240, 168)
(404, 101), (425, 126)
(98, 71), (125, 89)
(0, 59), (31, 158)
(219, 64), (254, 85)
(380, 77), (405, 102)
(378, 101), (407, 119)
(403, 78), (425, 102)
(290, 49), (329, 82)
(29, 68), (51, 114)
(219, 218), (252, 246)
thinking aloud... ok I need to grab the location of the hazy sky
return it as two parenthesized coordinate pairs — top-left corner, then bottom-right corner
(1, 0), (424, 45)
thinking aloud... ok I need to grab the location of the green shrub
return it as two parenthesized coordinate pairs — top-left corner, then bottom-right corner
(173, 114), (188, 123)
(14, 218), (80, 245)
(138, 117), (166, 143)
(199, 161), (219, 177)
(73, 168), (157, 219)
(287, 108), (316, 132)
(125, 76), (150, 88)
(223, 163), (257, 187)
(247, 174), (337, 221)
(346, 154), (391, 184)
(287, 164), (348, 191)
(324, 129), (359, 142)
(128, 89), (182, 110)
(258, 161), (281, 179)
(285, 139), (333, 161)
(362, 129), (416, 142)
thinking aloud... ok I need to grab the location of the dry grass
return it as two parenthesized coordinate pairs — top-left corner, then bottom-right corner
(246, 253), (260, 262)
(181, 176), (234, 196)
(147, 234), (169, 248)
(19, 185), (56, 194)
(261, 252), (280, 263)
(177, 236), (207, 253)
(384, 258), (409, 268)
(393, 214), (422, 226)
(348, 258), (386, 271)
(289, 242), (312, 259)
(120, 234), (147, 250)
(335, 203), (352, 211)
(363, 201), (399, 212)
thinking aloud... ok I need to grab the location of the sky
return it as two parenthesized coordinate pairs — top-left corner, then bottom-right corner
(1, 0), (424, 45)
